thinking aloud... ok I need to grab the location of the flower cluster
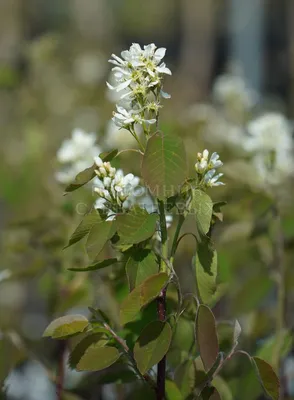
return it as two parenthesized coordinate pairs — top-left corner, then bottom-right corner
(195, 150), (224, 188)
(56, 129), (101, 184)
(245, 113), (293, 153)
(244, 113), (294, 184)
(107, 43), (171, 133)
(93, 156), (140, 219)
(213, 72), (257, 111)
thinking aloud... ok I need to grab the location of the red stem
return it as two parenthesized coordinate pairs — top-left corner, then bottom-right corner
(157, 288), (167, 400)
(56, 342), (66, 400)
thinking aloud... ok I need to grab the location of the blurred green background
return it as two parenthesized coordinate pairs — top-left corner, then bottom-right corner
(1, 1), (294, 399)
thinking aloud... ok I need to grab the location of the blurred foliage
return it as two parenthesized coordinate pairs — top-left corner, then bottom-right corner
(0, 0), (294, 399)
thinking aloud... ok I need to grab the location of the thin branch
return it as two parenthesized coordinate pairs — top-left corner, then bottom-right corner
(56, 342), (66, 400)
(272, 204), (286, 374)
(103, 322), (155, 388)
(156, 288), (167, 400)
(117, 148), (144, 157)
(156, 199), (168, 400)
(157, 199), (168, 247)
(170, 214), (185, 260)
(177, 232), (198, 249)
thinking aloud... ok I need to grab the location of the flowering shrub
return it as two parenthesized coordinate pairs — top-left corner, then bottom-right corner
(44, 44), (280, 400)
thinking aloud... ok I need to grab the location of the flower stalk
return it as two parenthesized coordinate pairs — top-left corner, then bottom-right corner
(272, 204), (286, 373)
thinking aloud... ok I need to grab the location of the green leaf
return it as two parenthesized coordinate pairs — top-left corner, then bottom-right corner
(212, 376), (233, 400)
(174, 360), (206, 398)
(97, 368), (137, 384)
(43, 315), (88, 339)
(64, 210), (101, 249)
(0, 334), (26, 382)
(99, 149), (118, 162)
(256, 330), (292, 367)
(141, 132), (187, 199)
(174, 361), (194, 397)
(172, 317), (195, 354)
(200, 387), (221, 400)
(212, 201), (227, 223)
(190, 189), (213, 235)
(233, 320), (242, 347)
(69, 333), (108, 368)
(68, 258), (118, 272)
(64, 164), (96, 193)
(117, 206), (158, 245)
(88, 307), (111, 324)
(195, 305), (219, 371)
(86, 220), (116, 260)
(134, 321), (172, 374)
(251, 357), (280, 400)
(232, 274), (274, 314)
(165, 380), (183, 400)
(63, 151), (117, 193)
(120, 273), (169, 325)
(62, 392), (83, 400)
(126, 385), (156, 400)
(126, 250), (159, 291)
(76, 345), (120, 371)
(194, 240), (217, 305)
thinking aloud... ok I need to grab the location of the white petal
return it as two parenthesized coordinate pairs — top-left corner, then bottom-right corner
(106, 81), (115, 90)
(147, 68), (155, 77)
(115, 185), (123, 192)
(112, 66), (130, 75)
(110, 54), (125, 64)
(160, 89), (171, 99)
(108, 59), (123, 67)
(157, 64), (172, 75)
(203, 149), (209, 159)
(154, 48), (166, 61)
(213, 160), (223, 168)
(145, 118), (157, 125)
(124, 173), (134, 182)
(210, 152), (219, 162)
(94, 156), (103, 167)
(120, 91), (133, 100)
(115, 79), (132, 92)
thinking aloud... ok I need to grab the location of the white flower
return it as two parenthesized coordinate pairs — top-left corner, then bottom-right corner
(94, 197), (115, 221)
(195, 150), (223, 174)
(103, 177), (111, 188)
(93, 163), (141, 216)
(112, 106), (156, 129)
(243, 113), (294, 184)
(252, 150), (294, 185)
(107, 43), (171, 132)
(203, 169), (225, 187)
(245, 113), (293, 153)
(136, 194), (157, 213)
(112, 170), (140, 199)
(56, 160), (95, 184)
(108, 43), (171, 77)
(195, 150), (225, 187)
(213, 73), (257, 109)
(57, 129), (100, 164)
(94, 156), (116, 178)
(56, 129), (101, 184)
(112, 106), (135, 127)
(184, 103), (246, 150)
